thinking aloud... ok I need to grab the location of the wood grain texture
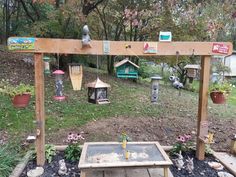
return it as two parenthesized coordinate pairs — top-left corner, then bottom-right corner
(126, 169), (150, 177)
(196, 56), (211, 160)
(34, 53), (45, 166)
(14, 38), (233, 56)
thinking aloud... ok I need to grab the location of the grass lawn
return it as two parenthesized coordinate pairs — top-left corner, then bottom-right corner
(1, 69), (236, 139)
(228, 87), (236, 105)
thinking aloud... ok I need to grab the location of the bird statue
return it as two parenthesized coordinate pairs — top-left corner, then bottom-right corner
(82, 25), (91, 47)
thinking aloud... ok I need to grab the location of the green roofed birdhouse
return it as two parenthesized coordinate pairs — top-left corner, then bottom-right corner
(86, 78), (110, 104)
(114, 58), (139, 79)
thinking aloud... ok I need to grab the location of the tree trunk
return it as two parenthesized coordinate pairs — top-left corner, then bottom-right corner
(107, 56), (114, 75)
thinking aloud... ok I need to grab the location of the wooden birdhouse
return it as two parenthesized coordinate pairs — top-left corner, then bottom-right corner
(114, 58), (139, 79)
(86, 78), (110, 104)
(184, 64), (201, 78)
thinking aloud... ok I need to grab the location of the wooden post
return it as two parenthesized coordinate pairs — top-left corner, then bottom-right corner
(34, 53), (45, 166)
(196, 56), (211, 160)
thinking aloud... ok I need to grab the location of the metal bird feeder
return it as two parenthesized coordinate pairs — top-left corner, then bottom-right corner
(151, 76), (162, 103)
(53, 70), (66, 101)
(43, 56), (51, 74)
(86, 78), (110, 104)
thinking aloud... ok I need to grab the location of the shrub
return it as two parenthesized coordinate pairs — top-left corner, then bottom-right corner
(0, 144), (20, 177)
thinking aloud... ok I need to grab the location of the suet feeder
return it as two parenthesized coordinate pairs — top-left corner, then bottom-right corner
(184, 64), (201, 83)
(86, 78), (110, 104)
(68, 64), (83, 91)
(43, 56), (51, 74)
(53, 70), (66, 101)
(151, 76), (162, 103)
(114, 58), (139, 79)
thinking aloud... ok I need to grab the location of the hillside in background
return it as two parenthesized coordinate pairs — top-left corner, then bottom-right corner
(0, 48), (236, 152)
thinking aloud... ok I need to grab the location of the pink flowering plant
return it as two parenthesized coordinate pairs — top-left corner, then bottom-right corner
(64, 132), (84, 162)
(171, 134), (193, 155)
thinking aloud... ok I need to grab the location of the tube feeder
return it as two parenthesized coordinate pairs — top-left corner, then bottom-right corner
(53, 70), (66, 101)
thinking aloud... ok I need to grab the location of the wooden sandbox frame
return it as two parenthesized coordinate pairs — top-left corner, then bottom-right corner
(9, 38), (233, 166)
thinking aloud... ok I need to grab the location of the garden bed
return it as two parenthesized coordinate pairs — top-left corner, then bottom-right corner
(14, 147), (235, 177)
(169, 151), (233, 177)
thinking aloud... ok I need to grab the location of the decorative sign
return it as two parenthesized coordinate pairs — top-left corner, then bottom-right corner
(143, 42), (157, 54)
(8, 37), (36, 50)
(103, 41), (110, 54)
(212, 43), (229, 54)
(159, 31), (172, 42)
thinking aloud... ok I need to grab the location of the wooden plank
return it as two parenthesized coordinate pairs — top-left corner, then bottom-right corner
(154, 142), (173, 165)
(196, 56), (211, 160)
(104, 169), (125, 177)
(84, 170), (104, 177)
(126, 169), (150, 177)
(213, 152), (236, 176)
(34, 53), (45, 166)
(13, 38), (233, 56)
(148, 168), (173, 177)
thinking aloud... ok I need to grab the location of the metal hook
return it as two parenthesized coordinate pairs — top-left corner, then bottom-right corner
(192, 49), (195, 56)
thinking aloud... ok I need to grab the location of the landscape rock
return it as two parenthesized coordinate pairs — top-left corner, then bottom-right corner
(217, 171), (234, 177)
(208, 162), (224, 170)
(27, 167), (44, 177)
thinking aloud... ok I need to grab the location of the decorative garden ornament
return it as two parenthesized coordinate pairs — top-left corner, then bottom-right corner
(186, 156), (194, 173)
(58, 159), (67, 175)
(82, 25), (91, 47)
(173, 151), (184, 170)
(169, 76), (183, 89)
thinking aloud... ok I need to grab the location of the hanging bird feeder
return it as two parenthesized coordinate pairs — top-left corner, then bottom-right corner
(184, 64), (201, 83)
(53, 70), (66, 101)
(68, 63), (83, 91)
(114, 58), (139, 79)
(86, 78), (110, 104)
(43, 56), (51, 74)
(151, 75), (162, 103)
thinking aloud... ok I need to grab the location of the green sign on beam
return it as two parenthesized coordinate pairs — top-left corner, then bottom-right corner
(8, 37), (36, 50)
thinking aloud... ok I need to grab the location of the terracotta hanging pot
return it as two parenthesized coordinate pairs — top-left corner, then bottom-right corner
(12, 94), (31, 108)
(210, 91), (226, 104)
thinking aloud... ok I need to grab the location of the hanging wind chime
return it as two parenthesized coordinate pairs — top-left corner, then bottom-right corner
(53, 54), (66, 101)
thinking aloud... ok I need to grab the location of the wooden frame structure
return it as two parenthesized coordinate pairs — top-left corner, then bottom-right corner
(9, 38), (233, 166)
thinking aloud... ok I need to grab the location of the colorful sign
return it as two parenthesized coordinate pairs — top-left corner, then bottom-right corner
(143, 42), (157, 54)
(8, 37), (36, 50)
(212, 43), (229, 55)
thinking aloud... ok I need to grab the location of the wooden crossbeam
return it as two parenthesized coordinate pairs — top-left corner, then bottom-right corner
(12, 38), (233, 56)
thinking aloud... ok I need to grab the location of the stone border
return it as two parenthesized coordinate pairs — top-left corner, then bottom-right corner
(9, 145), (172, 177)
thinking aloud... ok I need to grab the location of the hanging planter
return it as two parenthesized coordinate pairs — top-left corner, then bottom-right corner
(0, 81), (34, 108)
(12, 94), (31, 108)
(210, 91), (226, 104)
(209, 82), (232, 104)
